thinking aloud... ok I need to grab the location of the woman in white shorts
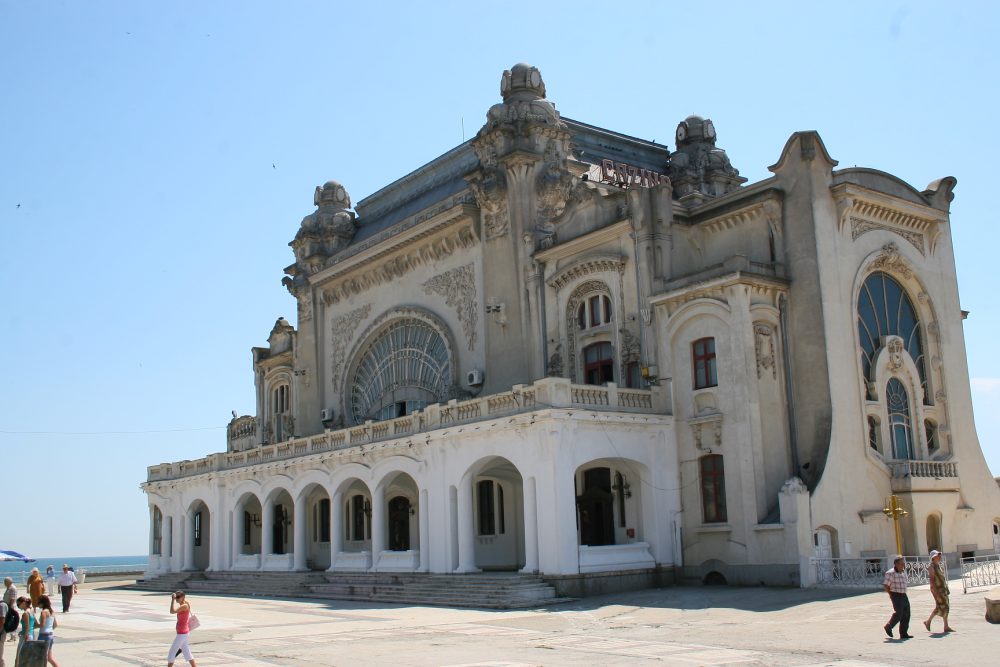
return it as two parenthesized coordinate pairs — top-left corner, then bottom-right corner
(166, 590), (197, 667)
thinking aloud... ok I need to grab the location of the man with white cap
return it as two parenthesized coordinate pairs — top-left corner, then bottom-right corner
(923, 549), (954, 633)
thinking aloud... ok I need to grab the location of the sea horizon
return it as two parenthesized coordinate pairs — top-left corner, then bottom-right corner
(0, 554), (147, 583)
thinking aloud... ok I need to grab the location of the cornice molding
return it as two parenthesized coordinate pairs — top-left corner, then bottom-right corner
(535, 219), (631, 263)
(832, 183), (947, 255)
(547, 254), (627, 290)
(316, 203), (479, 305)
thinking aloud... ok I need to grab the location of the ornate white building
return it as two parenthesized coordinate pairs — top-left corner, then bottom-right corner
(142, 63), (1000, 594)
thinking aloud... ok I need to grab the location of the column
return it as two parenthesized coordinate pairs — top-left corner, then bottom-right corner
(520, 477), (539, 574)
(231, 501), (243, 568)
(329, 491), (343, 571)
(261, 500), (274, 569)
(164, 514), (174, 572)
(181, 512), (194, 571)
(455, 476), (478, 573)
(418, 488), (429, 572)
(293, 494), (308, 571)
(147, 505), (156, 572)
(370, 485), (385, 571)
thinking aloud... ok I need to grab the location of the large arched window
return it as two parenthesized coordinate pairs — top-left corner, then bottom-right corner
(857, 272), (927, 401)
(349, 317), (452, 424)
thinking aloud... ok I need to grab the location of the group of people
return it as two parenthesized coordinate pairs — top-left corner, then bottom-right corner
(0, 565), (78, 667)
(882, 550), (955, 640)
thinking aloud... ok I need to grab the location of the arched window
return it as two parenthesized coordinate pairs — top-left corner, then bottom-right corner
(857, 272), (927, 402)
(271, 382), (291, 441)
(152, 507), (162, 556)
(349, 317), (452, 424)
(886, 378), (913, 459)
(583, 342), (614, 385)
(700, 454), (727, 523)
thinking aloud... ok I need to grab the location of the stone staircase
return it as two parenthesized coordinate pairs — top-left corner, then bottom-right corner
(130, 571), (569, 609)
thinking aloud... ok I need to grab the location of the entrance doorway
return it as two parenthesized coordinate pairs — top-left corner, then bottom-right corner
(577, 467), (614, 546)
(388, 496), (411, 551)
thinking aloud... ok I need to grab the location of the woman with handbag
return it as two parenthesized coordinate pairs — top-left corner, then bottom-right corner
(166, 591), (197, 667)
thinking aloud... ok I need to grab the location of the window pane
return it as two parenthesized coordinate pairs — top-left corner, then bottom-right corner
(477, 480), (495, 535)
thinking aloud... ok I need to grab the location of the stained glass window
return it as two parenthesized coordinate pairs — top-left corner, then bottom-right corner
(886, 378), (913, 459)
(350, 318), (451, 424)
(857, 272), (927, 402)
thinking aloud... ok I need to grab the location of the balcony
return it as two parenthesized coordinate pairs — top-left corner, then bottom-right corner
(146, 377), (667, 483)
(888, 459), (960, 493)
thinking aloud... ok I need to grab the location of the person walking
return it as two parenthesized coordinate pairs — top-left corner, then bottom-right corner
(0, 595), (8, 667)
(2, 579), (16, 644)
(14, 596), (34, 667)
(34, 595), (58, 667)
(882, 556), (913, 639)
(55, 567), (76, 614)
(166, 590), (197, 667)
(43, 567), (55, 598)
(26, 571), (43, 611)
(923, 550), (954, 633)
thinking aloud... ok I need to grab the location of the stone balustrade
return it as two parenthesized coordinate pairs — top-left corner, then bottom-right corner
(889, 459), (958, 478)
(146, 377), (666, 483)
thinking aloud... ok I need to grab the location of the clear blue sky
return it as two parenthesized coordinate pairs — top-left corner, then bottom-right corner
(2, 1), (998, 557)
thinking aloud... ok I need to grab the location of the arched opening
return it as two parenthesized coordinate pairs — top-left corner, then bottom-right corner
(381, 472), (419, 561)
(577, 467), (614, 546)
(301, 484), (331, 571)
(993, 520), (1000, 554)
(925, 513), (943, 553)
(703, 571), (728, 586)
(188, 500), (210, 571)
(234, 493), (262, 569)
(467, 457), (524, 571)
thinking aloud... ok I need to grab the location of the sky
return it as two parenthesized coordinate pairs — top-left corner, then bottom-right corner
(1, 1), (998, 558)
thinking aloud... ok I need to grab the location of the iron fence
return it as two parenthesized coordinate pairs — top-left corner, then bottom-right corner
(812, 555), (936, 589)
(960, 554), (1000, 594)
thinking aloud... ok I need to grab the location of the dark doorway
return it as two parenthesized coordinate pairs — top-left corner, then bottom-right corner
(577, 467), (614, 546)
(388, 496), (411, 551)
(272, 503), (286, 554)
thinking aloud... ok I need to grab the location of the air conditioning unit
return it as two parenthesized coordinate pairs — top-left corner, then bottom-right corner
(466, 369), (484, 386)
(320, 408), (334, 422)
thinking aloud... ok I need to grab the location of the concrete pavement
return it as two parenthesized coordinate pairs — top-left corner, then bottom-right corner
(35, 579), (998, 666)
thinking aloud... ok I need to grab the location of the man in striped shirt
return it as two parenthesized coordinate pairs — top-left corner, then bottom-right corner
(882, 556), (913, 639)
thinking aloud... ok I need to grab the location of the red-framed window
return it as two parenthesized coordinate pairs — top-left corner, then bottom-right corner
(583, 342), (614, 385)
(692, 337), (717, 389)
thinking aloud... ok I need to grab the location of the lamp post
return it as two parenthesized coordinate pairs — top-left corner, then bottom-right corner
(882, 494), (909, 555)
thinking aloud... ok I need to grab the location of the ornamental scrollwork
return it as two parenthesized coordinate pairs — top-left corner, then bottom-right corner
(422, 263), (478, 351)
(330, 304), (372, 390)
(754, 323), (776, 379)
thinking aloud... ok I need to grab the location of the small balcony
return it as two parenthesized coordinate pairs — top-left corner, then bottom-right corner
(146, 377), (667, 483)
(888, 459), (960, 493)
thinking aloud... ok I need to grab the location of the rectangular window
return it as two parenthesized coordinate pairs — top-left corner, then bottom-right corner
(497, 484), (505, 535)
(318, 498), (331, 542)
(693, 337), (718, 389)
(700, 455), (727, 523)
(584, 342), (614, 385)
(625, 362), (641, 388)
(477, 480), (496, 536)
(243, 511), (252, 546)
(589, 295), (601, 326)
(351, 494), (366, 541)
(193, 511), (202, 547)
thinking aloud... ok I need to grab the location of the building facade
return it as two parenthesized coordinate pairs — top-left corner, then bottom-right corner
(142, 63), (1000, 588)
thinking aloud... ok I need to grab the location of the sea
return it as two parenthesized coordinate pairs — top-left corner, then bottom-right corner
(0, 555), (147, 584)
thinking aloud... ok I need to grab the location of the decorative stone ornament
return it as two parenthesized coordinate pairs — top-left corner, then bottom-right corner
(668, 115), (746, 201)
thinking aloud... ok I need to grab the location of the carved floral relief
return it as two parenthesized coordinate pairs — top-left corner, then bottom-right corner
(330, 304), (372, 390)
(422, 263), (478, 351)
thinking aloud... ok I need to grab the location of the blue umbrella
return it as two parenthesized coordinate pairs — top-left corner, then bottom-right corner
(0, 550), (35, 562)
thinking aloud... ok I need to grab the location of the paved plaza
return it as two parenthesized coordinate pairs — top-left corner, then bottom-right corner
(35, 579), (998, 666)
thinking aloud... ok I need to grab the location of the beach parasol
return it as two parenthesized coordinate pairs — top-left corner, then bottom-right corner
(0, 550), (35, 562)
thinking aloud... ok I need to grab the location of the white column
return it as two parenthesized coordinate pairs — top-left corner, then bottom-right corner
(147, 505), (156, 566)
(370, 486), (385, 571)
(181, 512), (194, 571)
(456, 476), (478, 573)
(329, 491), (343, 571)
(261, 500), (274, 568)
(293, 494), (308, 571)
(231, 502), (243, 567)
(521, 477), (539, 574)
(418, 488), (429, 572)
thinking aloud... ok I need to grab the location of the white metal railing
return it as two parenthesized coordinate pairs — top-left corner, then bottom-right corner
(812, 555), (938, 589)
(146, 378), (665, 483)
(961, 554), (1000, 593)
(3, 563), (146, 585)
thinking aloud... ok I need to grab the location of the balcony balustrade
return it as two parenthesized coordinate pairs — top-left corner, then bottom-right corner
(146, 377), (667, 483)
(888, 458), (960, 493)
